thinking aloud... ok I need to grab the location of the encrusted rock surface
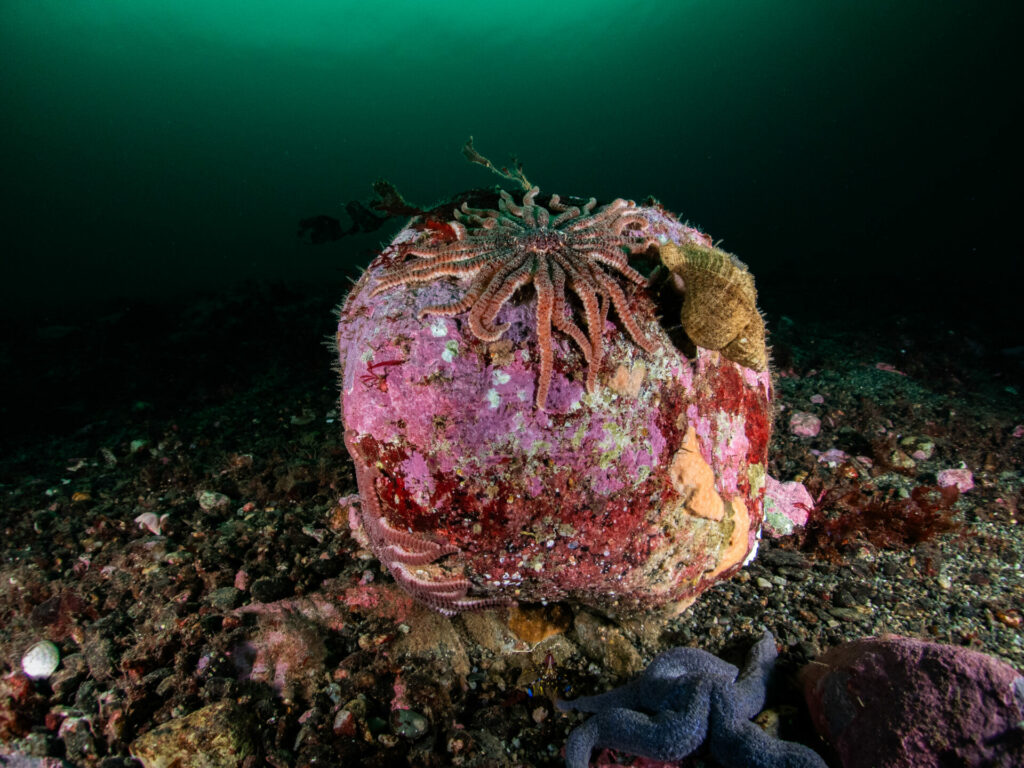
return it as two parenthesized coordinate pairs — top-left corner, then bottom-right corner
(337, 192), (773, 616)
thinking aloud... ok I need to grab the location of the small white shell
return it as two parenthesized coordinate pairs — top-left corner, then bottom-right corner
(22, 640), (60, 679)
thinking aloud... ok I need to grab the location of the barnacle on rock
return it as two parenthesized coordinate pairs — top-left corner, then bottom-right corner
(659, 241), (767, 371)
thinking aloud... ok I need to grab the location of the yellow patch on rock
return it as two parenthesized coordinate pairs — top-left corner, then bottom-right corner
(508, 603), (573, 644)
(669, 426), (725, 522)
(708, 497), (751, 580)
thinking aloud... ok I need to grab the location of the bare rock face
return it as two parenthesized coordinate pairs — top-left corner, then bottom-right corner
(336, 188), (773, 617)
(802, 635), (1024, 768)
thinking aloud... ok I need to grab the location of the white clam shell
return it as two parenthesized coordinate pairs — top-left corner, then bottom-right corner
(22, 640), (60, 679)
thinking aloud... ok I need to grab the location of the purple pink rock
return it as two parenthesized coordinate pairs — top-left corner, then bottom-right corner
(937, 468), (974, 493)
(336, 191), (774, 617)
(789, 411), (821, 437)
(802, 635), (1024, 768)
(763, 476), (814, 537)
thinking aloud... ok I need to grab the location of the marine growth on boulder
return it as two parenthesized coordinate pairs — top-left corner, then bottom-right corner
(336, 186), (773, 617)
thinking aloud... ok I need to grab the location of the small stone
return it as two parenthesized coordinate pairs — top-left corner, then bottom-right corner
(59, 715), (98, 762)
(392, 708), (428, 739)
(763, 477), (814, 537)
(887, 449), (916, 471)
(197, 490), (231, 512)
(290, 409), (315, 426)
(756, 577), (773, 590)
(83, 636), (116, 682)
(250, 576), (292, 603)
(333, 709), (357, 737)
(204, 587), (242, 611)
(49, 653), (87, 699)
(22, 641), (60, 680)
(573, 612), (643, 678)
(900, 435), (934, 461)
(937, 467), (974, 493)
(129, 700), (254, 768)
(789, 412), (821, 437)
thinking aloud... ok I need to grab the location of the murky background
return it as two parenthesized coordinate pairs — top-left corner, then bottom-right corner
(1, 1), (1019, 332)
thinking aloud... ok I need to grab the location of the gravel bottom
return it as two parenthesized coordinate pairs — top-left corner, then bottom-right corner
(1, 284), (1021, 767)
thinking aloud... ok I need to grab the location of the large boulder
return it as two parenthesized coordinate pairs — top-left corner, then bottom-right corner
(336, 188), (773, 617)
(802, 635), (1024, 767)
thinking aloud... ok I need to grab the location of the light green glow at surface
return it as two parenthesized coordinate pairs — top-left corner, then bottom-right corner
(0, 1), (1016, 306)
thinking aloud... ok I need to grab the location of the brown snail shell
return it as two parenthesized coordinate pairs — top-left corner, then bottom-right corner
(659, 241), (767, 371)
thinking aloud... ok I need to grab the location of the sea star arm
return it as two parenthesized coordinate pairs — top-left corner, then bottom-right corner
(641, 645), (740, 683)
(563, 687), (712, 768)
(706, 632), (829, 768)
(343, 430), (510, 616)
(533, 260), (556, 408)
(732, 629), (778, 720)
(556, 677), (661, 715)
(708, 702), (829, 768)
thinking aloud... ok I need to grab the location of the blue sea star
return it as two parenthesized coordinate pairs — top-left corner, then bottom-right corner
(556, 631), (828, 768)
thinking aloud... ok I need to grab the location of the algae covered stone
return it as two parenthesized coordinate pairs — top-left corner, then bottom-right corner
(336, 188), (773, 617)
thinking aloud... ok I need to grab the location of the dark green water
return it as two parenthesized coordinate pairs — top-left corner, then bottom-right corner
(1, 1), (1020, 333)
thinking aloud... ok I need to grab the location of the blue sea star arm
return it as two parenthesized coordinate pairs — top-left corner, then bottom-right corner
(556, 680), (651, 715)
(642, 645), (740, 683)
(709, 703), (829, 768)
(557, 645), (738, 715)
(708, 634), (829, 768)
(563, 681), (714, 768)
(732, 629), (778, 720)
(557, 675), (702, 715)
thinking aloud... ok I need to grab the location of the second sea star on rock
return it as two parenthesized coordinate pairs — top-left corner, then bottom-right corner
(557, 631), (828, 768)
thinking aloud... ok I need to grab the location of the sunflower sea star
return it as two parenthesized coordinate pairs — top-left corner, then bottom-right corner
(369, 187), (662, 409)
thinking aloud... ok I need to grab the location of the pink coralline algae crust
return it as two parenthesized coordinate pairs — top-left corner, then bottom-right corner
(936, 467), (974, 493)
(788, 411), (821, 437)
(762, 476), (814, 537)
(336, 190), (773, 617)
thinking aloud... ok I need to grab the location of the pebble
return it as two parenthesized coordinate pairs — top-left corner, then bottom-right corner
(197, 490), (231, 512)
(392, 709), (428, 738)
(129, 700), (254, 768)
(250, 575), (292, 602)
(22, 640), (60, 680)
(937, 468), (974, 492)
(789, 412), (822, 437)
(204, 587), (243, 610)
